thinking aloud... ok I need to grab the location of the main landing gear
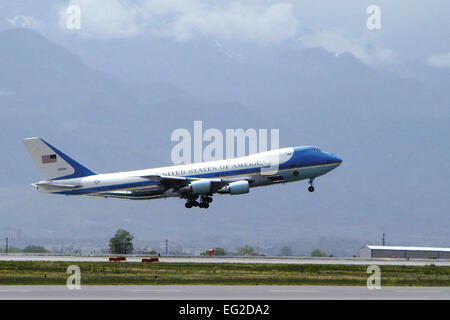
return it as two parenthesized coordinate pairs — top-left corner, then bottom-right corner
(185, 195), (213, 209)
(308, 178), (315, 192)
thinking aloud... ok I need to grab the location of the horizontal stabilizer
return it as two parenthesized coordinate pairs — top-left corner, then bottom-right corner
(34, 182), (82, 189)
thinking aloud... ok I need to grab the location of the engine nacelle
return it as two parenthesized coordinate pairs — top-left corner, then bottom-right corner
(218, 180), (249, 195)
(189, 179), (212, 194)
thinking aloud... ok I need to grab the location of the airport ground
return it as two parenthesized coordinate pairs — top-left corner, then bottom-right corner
(0, 260), (448, 287)
(0, 285), (448, 300)
(1, 255), (450, 266)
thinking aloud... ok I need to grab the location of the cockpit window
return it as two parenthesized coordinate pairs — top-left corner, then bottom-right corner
(312, 148), (320, 152)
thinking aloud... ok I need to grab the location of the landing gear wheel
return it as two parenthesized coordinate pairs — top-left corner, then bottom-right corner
(200, 196), (213, 206)
(185, 202), (193, 208)
(199, 202), (205, 208)
(308, 178), (315, 192)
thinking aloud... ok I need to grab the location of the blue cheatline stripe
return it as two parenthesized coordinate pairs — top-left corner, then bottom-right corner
(41, 139), (97, 180)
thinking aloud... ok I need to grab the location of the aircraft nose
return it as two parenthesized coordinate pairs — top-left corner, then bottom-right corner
(328, 153), (342, 164)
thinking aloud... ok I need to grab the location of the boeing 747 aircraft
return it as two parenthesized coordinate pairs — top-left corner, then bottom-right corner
(23, 138), (342, 209)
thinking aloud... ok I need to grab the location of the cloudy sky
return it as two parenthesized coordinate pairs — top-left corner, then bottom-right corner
(0, 1), (448, 248)
(1, 0), (449, 68)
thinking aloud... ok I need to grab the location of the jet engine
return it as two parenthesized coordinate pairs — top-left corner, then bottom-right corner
(189, 179), (212, 194)
(218, 180), (249, 195)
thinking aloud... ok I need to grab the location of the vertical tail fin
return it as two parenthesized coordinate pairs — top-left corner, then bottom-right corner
(23, 137), (96, 180)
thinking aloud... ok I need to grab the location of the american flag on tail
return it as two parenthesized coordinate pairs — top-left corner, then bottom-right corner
(42, 154), (57, 164)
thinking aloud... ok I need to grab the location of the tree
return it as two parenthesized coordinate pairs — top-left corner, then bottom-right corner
(109, 229), (134, 254)
(280, 246), (293, 256)
(213, 247), (227, 256)
(310, 249), (330, 257)
(23, 245), (49, 253)
(142, 247), (157, 255)
(237, 245), (255, 256)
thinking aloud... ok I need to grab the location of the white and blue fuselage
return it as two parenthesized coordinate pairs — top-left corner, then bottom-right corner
(23, 138), (342, 208)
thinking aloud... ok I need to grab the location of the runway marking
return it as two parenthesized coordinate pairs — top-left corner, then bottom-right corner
(127, 289), (184, 292)
(0, 290), (31, 293)
(270, 289), (320, 293)
(395, 289), (442, 293)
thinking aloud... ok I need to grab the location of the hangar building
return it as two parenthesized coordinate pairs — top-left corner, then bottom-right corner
(360, 245), (450, 259)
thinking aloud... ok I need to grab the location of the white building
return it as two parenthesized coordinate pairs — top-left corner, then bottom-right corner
(360, 245), (450, 259)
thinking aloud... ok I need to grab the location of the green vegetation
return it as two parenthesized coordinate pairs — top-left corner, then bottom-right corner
(0, 247), (23, 253)
(311, 249), (333, 257)
(280, 246), (293, 256)
(237, 245), (262, 256)
(109, 229), (134, 254)
(23, 245), (50, 253)
(0, 246), (50, 253)
(0, 261), (448, 286)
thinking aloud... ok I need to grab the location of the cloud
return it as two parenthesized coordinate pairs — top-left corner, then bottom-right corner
(427, 52), (450, 68)
(300, 30), (398, 67)
(59, 0), (140, 38)
(164, 2), (298, 43)
(58, 0), (298, 44)
(0, 89), (13, 96)
(6, 15), (41, 28)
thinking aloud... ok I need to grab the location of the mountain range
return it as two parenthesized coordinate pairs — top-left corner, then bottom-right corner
(0, 28), (448, 254)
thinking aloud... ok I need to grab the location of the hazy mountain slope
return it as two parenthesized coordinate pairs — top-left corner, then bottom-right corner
(0, 29), (448, 247)
(0, 29), (262, 179)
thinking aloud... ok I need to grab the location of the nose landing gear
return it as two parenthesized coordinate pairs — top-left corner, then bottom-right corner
(308, 179), (315, 192)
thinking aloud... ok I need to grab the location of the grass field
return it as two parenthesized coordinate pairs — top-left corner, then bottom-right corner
(0, 261), (449, 286)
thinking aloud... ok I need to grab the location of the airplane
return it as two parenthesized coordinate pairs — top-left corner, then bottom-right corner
(23, 137), (342, 209)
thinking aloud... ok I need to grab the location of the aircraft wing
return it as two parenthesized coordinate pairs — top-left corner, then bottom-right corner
(140, 175), (194, 186)
(86, 175), (229, 200)
(86, 175), (254, 200)
(138, 175), (229, 191)
(88, 184), (165, 200)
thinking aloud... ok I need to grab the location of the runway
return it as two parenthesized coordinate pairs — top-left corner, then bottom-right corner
(1, 255), (449, 266)
(0, 285), (448, 300)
